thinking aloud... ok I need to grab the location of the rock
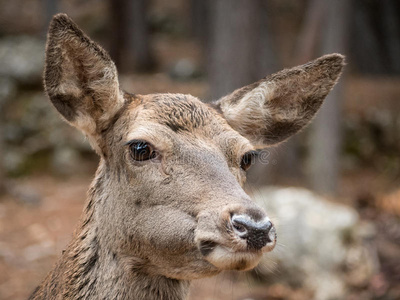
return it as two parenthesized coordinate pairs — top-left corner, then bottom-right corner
(23, 240), (55, 262)
(0, 242), (15, 264)
(2, 90), (92, 176)
(0, 36), (44, 85)
(7, 183), (42, 206)
(51, 146), (82, 175)
(253, 187), (377, 300)
(2, 150), (24, 173)
(168, 58), (198, 80)
(0, 76), (17, 108)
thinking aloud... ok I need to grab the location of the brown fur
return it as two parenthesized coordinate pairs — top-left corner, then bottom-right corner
(217, 54), (345, 147)
(31, 14), (344, 300)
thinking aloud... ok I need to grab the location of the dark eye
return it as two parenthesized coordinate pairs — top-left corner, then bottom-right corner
(128, 140), (157, 161)
(240, 151), (257, 171)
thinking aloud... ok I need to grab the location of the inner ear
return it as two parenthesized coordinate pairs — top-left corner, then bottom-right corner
(215, 54), (345, 148)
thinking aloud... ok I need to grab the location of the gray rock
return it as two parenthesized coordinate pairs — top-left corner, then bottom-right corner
(23, 240), (55, 262)
(0, 76), (17, 108)
(3, 150), (24, 173)
(5, 181), (42, 206)
(253, 187), (377, 300)
(169, 58), (198, 80)
(2, 90), (91, 175)
(0, 36), (44, 84)
(51, 146), (81, 175)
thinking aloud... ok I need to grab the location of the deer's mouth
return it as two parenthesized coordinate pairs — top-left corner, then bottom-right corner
(197, 225), (276, 271)
(198, 240), (264, 271)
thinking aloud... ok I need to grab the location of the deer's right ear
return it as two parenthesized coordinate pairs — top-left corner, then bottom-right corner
(44, 14), (124, 138)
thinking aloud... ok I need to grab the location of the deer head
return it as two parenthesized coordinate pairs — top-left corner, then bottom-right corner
(42, 13), (344, 294)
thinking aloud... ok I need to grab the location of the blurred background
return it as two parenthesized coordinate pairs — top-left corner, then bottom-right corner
(0, 0), (399, 299)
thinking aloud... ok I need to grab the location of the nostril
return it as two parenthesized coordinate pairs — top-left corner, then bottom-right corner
(231, 214), (274, 250)
(232, 221), (247, 234)
(231, 215), (249, 238)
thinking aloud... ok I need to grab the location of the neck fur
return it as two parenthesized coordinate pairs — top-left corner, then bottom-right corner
(31, 167), (190, 300)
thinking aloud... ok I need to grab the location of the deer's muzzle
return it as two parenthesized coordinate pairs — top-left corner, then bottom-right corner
(195, 205), (276, 271)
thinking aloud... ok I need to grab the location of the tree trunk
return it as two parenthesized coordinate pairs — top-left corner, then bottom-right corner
(294, 0), (324, 64)
(208, 0), (258, 99)
(351, 0), (385, 74)
(0, 113), (4, 195)
(190, 0), (211, 46)
(0, 79), (12, 195)
(109, 0), (126, 69)
(381, 0), (400, 73)
(308, 0), (349, 195)
(109, 0), (155, 72)
(127, 0), (155, 71)
(43, 0), (59, 37)
(351, 0), (400, 74)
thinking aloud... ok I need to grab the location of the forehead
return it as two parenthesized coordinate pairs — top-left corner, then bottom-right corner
(124, 93), (220, 133)
(140, 93), (218, 132)
(118, 93), (252, 149)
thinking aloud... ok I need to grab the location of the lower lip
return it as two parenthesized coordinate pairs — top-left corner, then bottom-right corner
(204, 245), (263, 271)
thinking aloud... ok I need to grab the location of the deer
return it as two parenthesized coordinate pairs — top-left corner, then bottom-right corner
(29, 13), (344, 300)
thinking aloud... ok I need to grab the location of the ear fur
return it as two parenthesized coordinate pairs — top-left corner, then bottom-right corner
(44, 14), (124, 140)
(215, 54), (345, 148)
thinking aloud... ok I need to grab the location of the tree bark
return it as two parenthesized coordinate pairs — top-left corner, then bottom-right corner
(208, 0), (258, 99)
(109, 0), (155, 72)
(351, 0), (386, 74)
(128, 0), (155, 71)
(207, 0), (278, 100)
(294, 0), (324, 65)
(43, 0), (59, 38)
(381, 0), (400, 73)
(308, 0), (349, 195)
(0, 113), (4, 195)
(190, 0), (211, 46)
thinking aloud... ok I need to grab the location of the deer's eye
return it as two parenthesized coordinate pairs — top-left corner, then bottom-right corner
(128, 140), (157, 161)
(240, 151), (257, 171)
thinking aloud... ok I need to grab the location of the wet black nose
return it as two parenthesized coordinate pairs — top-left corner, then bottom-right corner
(231, 214), (273, 250)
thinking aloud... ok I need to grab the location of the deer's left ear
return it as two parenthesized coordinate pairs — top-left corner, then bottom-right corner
(214, 54), (345, 148)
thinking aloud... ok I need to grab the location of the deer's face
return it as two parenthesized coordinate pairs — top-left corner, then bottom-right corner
(44, 14), (344, 281)
(99, 93), (276, 279)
